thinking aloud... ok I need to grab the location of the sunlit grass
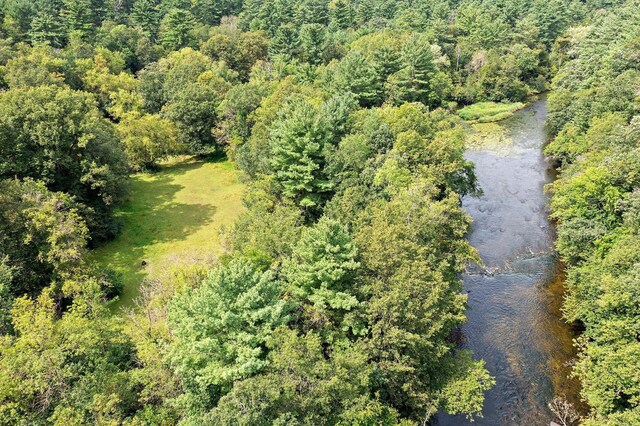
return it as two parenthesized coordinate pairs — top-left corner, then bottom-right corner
(90, 155), (245, 308)
(458, 101), (526, 123)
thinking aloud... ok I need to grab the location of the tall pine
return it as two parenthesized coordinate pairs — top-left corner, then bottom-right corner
(269, 96), (333, 212)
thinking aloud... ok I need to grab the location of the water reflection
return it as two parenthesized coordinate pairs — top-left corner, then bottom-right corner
(436, 99), (582, 425)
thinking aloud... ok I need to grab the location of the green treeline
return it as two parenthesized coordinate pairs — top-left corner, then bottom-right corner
(545, 1), (640, 424)
(0, 0), (632, 424)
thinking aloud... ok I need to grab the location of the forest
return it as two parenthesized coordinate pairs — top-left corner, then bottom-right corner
(0, 0), (637, 424)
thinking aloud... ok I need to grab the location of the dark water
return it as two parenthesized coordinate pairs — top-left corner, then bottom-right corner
(436, 99), (582, 425)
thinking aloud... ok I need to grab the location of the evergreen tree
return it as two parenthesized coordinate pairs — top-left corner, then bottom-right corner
(192, 0), (223, 25)
(269, 23), (299, 59)
(386, 35), (437, 106)
(61, 0), (95, 39)
(330, 0), (354, 29)
(299, 23), (326, 64)
(29, 13), (65, 47)
(333, 50), (383, 107)
(372, 45), (401, 82)
(167, 258), (292, 411)
(295, 0), (329, 25)
(131, 0), (161, 39)
(283, 217), (360, 331)
(269, 96), (333, 211)
(158, 8), (195, 51)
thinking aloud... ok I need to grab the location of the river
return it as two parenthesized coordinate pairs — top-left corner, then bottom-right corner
(436, 98), (583, 425)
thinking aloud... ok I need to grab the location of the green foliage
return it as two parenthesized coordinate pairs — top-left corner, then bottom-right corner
(159, 8), (196, 51)
(0, 289), (138, 424)
(0, 85), (128, 240)
(268, 95), (333, 211)
(356, 180), (485, 420)
(458, 101), (526, 122)
(0, 257), (15, 334)
(2, 45), (67, 88)
(0, 179), (88, 295)
(332, 50), (383, 107)
(386, 35), (439, 106)
(546, 2), (640, 422)
(0, 0), (620, 423)
(116, 113), (182, 170)
(207, 327), (376, 425)
(283, 217), (360, 332)
(167, 258), (292, 411)
(201, 30), (269, 80)
(138, 47), (236, 152)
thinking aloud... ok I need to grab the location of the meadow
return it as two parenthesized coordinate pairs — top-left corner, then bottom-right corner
(91, 156), (244, 307)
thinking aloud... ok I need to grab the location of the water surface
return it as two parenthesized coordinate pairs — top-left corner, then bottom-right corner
(437, 99), (581, 425)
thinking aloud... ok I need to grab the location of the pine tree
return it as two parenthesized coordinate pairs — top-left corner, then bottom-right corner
(131, 0), (161, 40)
(387, 35), (437, 105)
(192, 0), (223, 26)
(299, 23), (326, 64)
(29, 13), (65, 47)
(62, 0), (95, 39)
(295, 0), (329, 25)
(372, 45), (401, 81)
(283, 217), (360, 331)
(268, 23), (299, 59)
(330, 0), (354, 29)
(269, 96), (333, 211)
(158, 8), (195, 51)
(334, 50), (382, 107)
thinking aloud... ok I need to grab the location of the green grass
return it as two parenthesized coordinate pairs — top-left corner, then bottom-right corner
(458, 101), (526, 123)
(91, 155), (245, 308)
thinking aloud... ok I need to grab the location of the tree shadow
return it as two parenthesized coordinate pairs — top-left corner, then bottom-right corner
(93, 157), (227, 306)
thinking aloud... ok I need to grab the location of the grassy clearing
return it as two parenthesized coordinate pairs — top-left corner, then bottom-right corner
(91, 155), (245, 308)
(458, 101), (526, 123)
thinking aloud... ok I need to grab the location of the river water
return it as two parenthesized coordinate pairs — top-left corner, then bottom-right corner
(436, 99), (582, 425)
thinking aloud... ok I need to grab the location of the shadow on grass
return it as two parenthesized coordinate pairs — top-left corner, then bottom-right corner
(93, 157), (226, 306)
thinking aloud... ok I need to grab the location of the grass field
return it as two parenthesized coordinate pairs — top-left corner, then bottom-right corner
(91, 155), (245, 307)
(458, 101), (526, 123)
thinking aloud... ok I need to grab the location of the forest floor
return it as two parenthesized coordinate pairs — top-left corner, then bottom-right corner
(91, 155), (245, 308)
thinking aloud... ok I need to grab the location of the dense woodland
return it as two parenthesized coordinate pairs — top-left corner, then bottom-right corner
(0, 0), (636, 424)
(546, 2), (640, 424)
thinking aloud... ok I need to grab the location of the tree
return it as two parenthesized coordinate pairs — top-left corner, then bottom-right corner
(167, 259), (292, 412)
(295, 0), (329, 25)
(137, 48), (235, 152)
(269, 24), (299, 59)
(268, 96), (333, 211)
(282, 217), (360, 333)
(0, 86), (129, 240)
(160, 81), (224, 153)
(0, 289), (138, 424)
(299, 23), (326, 64)
(356, 180), (489, 420)
(159, 8), (195, 51)
(116, 113), (182, 170)
(61, 0), (96, 39)
(29, 12), (65, 47)
(0, 179), (88, 296)
(208, 327), (379, 425)
(3, 45), (67, 88)
(201, 30), (269, 81)
(131, 0), (162, 39)
(333, 50), (383, 107)
(330, 0), (354, 29)
(386, 35), (438, 106)
(0, 256), (15, 334)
